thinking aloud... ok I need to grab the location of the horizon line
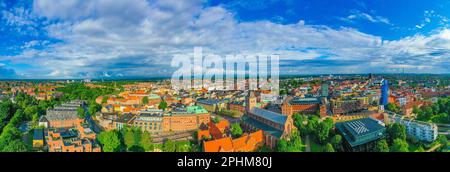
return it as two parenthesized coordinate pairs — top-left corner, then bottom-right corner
(0, 73), (449, 81)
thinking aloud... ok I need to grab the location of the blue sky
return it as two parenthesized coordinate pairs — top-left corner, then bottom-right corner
(0, 0), (449, 79)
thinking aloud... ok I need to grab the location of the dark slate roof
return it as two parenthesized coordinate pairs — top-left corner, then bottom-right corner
(52, 128), (78, 138)
(242, 115), (283, 138)
(336, 117), (386, 147)
(229, 101), (245, 105)
(197, 99), (224, 105)
(249, 107), (287, 125)
(289, 97), (319, 105)
(33, 129), (44, 140)
(38, 116), (48, 123)
(45, 109), (78, 121)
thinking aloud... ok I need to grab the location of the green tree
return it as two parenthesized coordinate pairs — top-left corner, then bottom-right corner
(390, 138), (409, 152)
(77, 107), (86, 118)
(256, 145), (272, 152)
(176, 141), (192, 152)
(324, 143), (335, 152)
(374, 139), (390, 152)
(122, 129), (135, 150)
(32, 113), (40, 122)
(133, 128), (142, 146)
(387, 123), (406, 144)
(1, 139), (27, 152)
(24, 106), (38, 120)
(316, 119), (333, 144)
(412, 106), (420, 115)
(102, 96), (109, 104)
(230, 123), (243, 138)
(163, 140), (177, 152)
(415, 146), (425, 152)
(88, 102), (101, 116)
(386, 103), (400, 113)
(330, 135), (342, 151)
(306, 116), (319, 135)
(142, 96), (149, 105)
(98, 130), (123, 152)
(9, 109), (25, 126)
(0, 124), (26, 152)
(158, 100), (168, 111)
(437, 135), (448, 152)
(293, 114), (308, 136)
(140, 132), (153, 152)
(211, 117), (220, 123)
(276, 132), (303, 152)
(0, 100), (17, 131)
(289, 132), (303, 152)
(276, 139), (289, 152)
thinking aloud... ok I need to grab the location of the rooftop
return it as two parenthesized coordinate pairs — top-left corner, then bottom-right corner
(242, 115), (283, 138)
(336, 117), (386, 147)
(33, 129), (44, 140)
(289, 97), (320, 105)
(249, 107), (287, 126)
(197, 99), (224, 105)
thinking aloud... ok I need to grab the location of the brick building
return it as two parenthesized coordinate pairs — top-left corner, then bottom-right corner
(131, 106), (211, 134)
(46, 128), (101, 152)
(162, 106), (210, 132)
(330, 96), (369, 115)
(228, 101), (246, 115)
(196, 99), (226, 112)
(133, 109), (164, 134)
(281, 96), (320, 116)
(42, 100), (85, 128)
(241, 107), (296, 149)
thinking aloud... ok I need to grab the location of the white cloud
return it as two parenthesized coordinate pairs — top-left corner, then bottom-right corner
(416, 10), (450, 30)
(1, 0), (449, 78)
(342, 10), (392, 25)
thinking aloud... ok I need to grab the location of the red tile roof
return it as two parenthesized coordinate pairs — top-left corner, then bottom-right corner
(203, 130), (264, 152)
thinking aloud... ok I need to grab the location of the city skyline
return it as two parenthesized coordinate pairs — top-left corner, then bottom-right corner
(0, 0), (450, 79)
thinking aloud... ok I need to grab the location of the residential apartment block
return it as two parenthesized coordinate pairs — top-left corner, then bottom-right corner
(388, 115), (438, 142)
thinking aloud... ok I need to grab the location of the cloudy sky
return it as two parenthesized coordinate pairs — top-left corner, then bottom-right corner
(0, 0), (449, 79)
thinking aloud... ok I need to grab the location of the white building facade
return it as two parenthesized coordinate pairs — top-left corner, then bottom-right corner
(389, 115), (438, 142)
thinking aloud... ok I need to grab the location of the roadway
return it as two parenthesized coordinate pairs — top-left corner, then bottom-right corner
(84, 105), (102, 134)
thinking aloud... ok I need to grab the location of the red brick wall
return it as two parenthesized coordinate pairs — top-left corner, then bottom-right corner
(282, 103), (318, 116)
(162, 113), (210, 132)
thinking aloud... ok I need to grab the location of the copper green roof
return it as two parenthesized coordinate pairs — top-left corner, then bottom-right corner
(186, 106), (208, 114)
(148, 94), (160, 99)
